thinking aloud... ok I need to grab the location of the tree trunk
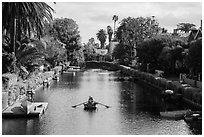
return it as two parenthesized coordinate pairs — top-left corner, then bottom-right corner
(10, 18), (17, 73)
(113, 21), (116, 39)
(11, 18), (16, 54)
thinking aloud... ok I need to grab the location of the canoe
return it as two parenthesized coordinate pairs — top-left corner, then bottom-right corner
(160, 109), (191, 120)
(184, 111), (202, 123)
(84, 103), (97, 110)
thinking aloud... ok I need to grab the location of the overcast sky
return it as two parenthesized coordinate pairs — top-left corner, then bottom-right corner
(48, 1), (202, 44)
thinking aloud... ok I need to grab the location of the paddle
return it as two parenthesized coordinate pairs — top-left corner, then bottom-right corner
(95, 102), (110, 108)
(72, 101), (87, 108)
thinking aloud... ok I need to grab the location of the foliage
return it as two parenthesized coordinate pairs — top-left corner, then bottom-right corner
(112, 15), (119, 23)
(112, 15), (118, 38)
(71, 48), (85, 67)
(83, 39), (97, 61)
(185, 38), (202, 75)
(15, 39), (48, 74)
(2, 2), (54, 52)
(2, 52), (15, 73)
(176, 23), (196, 33)
(112, 43), (132, 65)
(41, 36), (67, 67)
(113, 16), (161, 66)
(96, 29), (107, 49)
(107, 26), (113, 42)
(137, 35), (186, 73)
(116, 17), (161, 45)
(137, 36), (166, 72)
(47, 18), (81, 53)
(2, 2), (54, 74)
(2, 35), (47, 75)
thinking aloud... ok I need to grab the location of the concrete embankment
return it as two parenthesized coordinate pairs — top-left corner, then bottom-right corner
(2, 66), (62, 111)
(86, 61), (202, 110)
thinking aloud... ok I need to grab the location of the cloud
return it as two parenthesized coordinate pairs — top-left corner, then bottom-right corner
(48, 2), (202, 43)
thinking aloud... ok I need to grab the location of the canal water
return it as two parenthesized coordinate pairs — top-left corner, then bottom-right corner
(2, 69), (201, 135)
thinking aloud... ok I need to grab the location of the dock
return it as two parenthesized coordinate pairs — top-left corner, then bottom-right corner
(2, 101), (48, 118)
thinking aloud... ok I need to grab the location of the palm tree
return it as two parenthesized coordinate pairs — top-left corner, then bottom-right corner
(15, 42), (46, 71)
(176, 23), (196, 33)
(2, 2), (54, 72)
(107, 25), (113, 42)
(112, 15), (118, 38)
(96, 29), (107, 49)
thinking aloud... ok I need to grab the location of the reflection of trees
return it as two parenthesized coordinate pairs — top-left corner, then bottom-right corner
(119, 81), (162, 113)
(2, 119), (39, 134)
(60, 72), (81, 89)
(186, 122), (202, 135)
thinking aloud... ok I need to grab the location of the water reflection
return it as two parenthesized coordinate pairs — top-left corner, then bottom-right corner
(2, 69), (201, 135)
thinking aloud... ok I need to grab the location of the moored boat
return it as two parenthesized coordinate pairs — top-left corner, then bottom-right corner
(160, 109), (191, 120)
(184, 111), (202, 123)
(162, 89), (174, 95)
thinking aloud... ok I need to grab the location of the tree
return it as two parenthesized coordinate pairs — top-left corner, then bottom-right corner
(185, 38), (202, 75)
(47, 18), (81, 61)
(137, 35), (166, 72)
(162, 28), (168, 33)
(2, 39), (48, 75)
(15, 42), (46, 72)
(116, 17), (160, 45)
(49, 18), (80, 47)
(96, 29), (107, 49)
(112, 15), (118, 38)
(2, 2), (54, 52)
(107, 25), (113, 42)
(112, 43), (132, 65)
(41, 36), (67, 67)
(72, 48), (85, 67)
(83, 38), (97, 61)
(2, 2), (54, 73)
(176, 23), (196, 33)
(114, 16), (161, 65)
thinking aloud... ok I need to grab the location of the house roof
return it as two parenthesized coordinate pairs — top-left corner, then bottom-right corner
(187, 28), (202, 43)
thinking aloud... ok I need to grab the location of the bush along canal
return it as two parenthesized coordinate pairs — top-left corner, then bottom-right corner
(2, 62), (202, 135)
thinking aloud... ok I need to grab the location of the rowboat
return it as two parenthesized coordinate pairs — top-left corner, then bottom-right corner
(184, 111), (202, 123)
(83, 102), (97, 110)
(160, 109), (191, 120)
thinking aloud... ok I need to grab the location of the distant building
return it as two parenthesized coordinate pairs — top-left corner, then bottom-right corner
(107, 42), (119, 54)
(187, 28), (202, 43)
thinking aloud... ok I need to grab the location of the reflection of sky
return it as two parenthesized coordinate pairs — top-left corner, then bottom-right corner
(2, 69), (198, 135)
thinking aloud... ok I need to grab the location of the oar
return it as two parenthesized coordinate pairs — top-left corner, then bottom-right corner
(95, 102), (110, 108)
(72, 101), (87, 108)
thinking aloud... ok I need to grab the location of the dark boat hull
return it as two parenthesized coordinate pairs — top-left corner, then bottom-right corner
(184, 111), (202, 123)
(84, 103), (97, 110)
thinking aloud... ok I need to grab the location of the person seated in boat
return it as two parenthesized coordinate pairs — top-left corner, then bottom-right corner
(88, 96), (94, 104)
(88, 96), (98, 106)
